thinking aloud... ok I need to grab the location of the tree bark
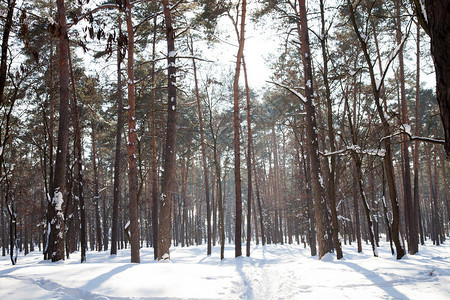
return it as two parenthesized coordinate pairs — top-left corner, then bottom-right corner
(125, 0), (140, 263)
(91, 123), (102, 251)
(111, 15), (123, 256)
(158, 0), (177, 260)
(319, 0), (342, 259)
(232, 0), (246, 258)
(0, 0), (15, 105)
(395, 0), (417, 255)
(299, 0), (332, 259)
(243, 56), (253, 256)
(47, 0), (70, 262)
(150, 15), (159, 260)
(189, 34), (212, 256)
(418, 1), (450, 159)
(68, 46), (87, 262)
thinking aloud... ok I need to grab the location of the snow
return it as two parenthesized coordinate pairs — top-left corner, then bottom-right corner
(306, 79), (311, 89)
(402, 123), (412, 136)
(168, 51), (176, 58)
(1, 241), (449, 299)
(52, 191), (63, 211)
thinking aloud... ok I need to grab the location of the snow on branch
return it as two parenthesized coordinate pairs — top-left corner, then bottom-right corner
(267, 81), (306, 104)
(399, 124), (445, 145)
(321, 144), (386, 158)
(379, 124), (444, 146)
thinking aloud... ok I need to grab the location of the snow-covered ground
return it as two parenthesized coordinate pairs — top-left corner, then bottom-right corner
(1, 240), (449, 299)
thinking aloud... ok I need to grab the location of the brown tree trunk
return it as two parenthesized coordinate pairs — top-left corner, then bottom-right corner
(158, 0), (177, 260)
(424, 0), (450, 159)
(149, 16), (159, 260)
(125, 0), (140, 263)
(413, 22), (423, 249)
(243, 56), (253, 256)
(0, 0), (15, 105)
(251, 140), (265, 245)
(395, 0), (417, 255)
(47, 0), (70, 262)
(68, 47), (87, 262)
(319, 0), (342, 259)
(111, 16), (124, 256)
(189, 34), (212, 256)
(298, 0), (331, 259)
(91, 123), (102, 251)
(231, 0), (246, 258)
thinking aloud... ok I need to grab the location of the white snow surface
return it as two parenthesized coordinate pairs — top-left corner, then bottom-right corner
(1, 241), (449, 299)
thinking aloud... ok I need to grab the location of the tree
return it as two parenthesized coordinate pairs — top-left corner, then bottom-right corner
(230, 0), (247, 258)
(410, 0), (450, 159)
(189, 33), (212, 256)
(298, 0), (332, 259)
(158, 0), (177, 260)
(125, 0), (140, 263)
(46, 0), (71, 262)
(347, 0), (405, 259)
(111, 14), (125, 256)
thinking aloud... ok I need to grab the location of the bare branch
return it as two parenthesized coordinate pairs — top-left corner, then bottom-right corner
(267, 81), (306, 104)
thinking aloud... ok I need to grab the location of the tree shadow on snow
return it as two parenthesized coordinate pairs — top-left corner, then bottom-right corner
(342, 261), (408, 299)
(81, 263), (137, 291)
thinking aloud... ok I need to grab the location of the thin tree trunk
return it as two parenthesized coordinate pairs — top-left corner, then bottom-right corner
(251, 140), (265, 245)
(189, 34), (212, 256)
(91, 123), (102, 251)
(413, 22), (423, 249)
(395, 0), (417, 255)
(242, 56), (253, 256)
(68, 47), (86, 261)
(111, 16), (123, 256)
(319, 0), (342, 259)
(231, 0), (246, 258)
(1, 189), (5, 256)
(158, 0), (177, 260)
(125, 0), (140, 263)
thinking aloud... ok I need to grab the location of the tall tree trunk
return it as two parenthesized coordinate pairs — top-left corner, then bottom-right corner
(251, 140), (265, 245)
(125, 0), (140, 263)
(68, 47), (86, 262)
(395, 0), (417, 255)
(232, 0), (246, 258)
(91, 123), (102, 251)
(111, 16), (123, 256)
(189, 34), (212, 256)
(158, 0), (177, 260)
(413, 22), (423, 249)
(319, 0), (342, 259)
(242, 56), (253, 256)
(47, 0), (70, 262)
(298, 0), (331, 259)
(150, 16), (159, 260)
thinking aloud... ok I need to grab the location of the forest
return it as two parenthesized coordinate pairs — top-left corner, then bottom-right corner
(0, 0), (449, 270)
